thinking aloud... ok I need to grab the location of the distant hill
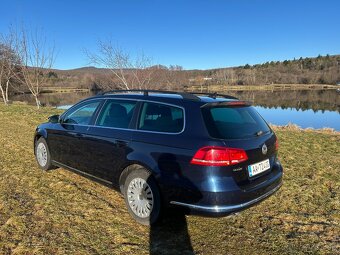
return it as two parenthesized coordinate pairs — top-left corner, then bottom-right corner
(44, 54), (340, 89)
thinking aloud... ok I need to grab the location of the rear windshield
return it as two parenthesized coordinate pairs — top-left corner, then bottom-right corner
(201, 106), (270, 139)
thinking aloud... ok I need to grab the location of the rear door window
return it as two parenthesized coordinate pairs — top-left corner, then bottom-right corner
(202, 106), (270, 139)
(96, 99), (137, 128)
(138, 102), (184, 133)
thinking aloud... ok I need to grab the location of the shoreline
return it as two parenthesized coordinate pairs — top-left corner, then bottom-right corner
(0, 103), (339, 133)
(270, 123), (339, 134)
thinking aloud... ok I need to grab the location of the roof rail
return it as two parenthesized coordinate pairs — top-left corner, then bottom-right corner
(100, 89), (200, 101)
(191, 92), (238, 100)
(99, 89), (239, 101)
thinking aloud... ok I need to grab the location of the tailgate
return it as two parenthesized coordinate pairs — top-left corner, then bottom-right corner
(223, 132), (278, 185)
(200, 103), (278, 186)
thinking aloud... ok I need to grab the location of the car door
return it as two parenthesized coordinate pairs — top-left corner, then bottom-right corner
(84, 99), (139, 184)
(47, 99), (103, 172)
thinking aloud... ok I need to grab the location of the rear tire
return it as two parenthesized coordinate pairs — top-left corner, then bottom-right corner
(35, 137), (55, 171)
(123, 167), (161, 225)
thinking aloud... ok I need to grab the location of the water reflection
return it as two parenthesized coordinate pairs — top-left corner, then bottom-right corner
(12, 91), (97, 107)
(11, 89), (340, 130)
(255, 106), (340, 131)
(230, 90), (339, 112)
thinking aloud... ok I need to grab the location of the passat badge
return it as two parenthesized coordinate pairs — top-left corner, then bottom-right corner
(262, 144), (268, 155)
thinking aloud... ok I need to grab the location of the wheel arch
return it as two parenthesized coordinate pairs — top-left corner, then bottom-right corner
(33, 128), (48, 154)
(118, 162), (157, 194)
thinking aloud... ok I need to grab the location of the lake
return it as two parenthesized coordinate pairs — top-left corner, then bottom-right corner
(12, 89), (340, 131)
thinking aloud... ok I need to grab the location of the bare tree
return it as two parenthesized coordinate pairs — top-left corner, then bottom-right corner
(163, 65), (184, 90)
(213, 69), (227, 83)
(213, 68), (235, 85)
(131, 52), (154, 89)
(0, 31), (18, 105)
(86, 40), (154, 90)
(15, 28), (56, 108)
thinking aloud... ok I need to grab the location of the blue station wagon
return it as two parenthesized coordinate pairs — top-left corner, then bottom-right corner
(34, 90), (283, 225)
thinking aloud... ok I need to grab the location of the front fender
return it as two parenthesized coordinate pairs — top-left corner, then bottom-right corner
(33, 126), (48, 151)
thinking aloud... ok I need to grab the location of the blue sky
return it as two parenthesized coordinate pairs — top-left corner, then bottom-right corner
(1, 0), (339, 70)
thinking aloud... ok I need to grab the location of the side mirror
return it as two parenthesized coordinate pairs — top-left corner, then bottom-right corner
(48, 114), (60, 123)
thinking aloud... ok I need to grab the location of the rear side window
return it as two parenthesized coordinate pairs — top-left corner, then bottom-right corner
(96, 100), (137, 128)
(138, 102), (184, 133)
(202, 106), (270, 139)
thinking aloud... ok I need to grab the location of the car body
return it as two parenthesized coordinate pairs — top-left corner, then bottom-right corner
(34, 90), (283, 224)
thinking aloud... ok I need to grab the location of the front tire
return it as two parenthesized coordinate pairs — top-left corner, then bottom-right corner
(123, 167), (161, 225)
(35, 137), (54, 171)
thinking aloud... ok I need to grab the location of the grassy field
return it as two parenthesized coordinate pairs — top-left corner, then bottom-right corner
(0, 104), (339, 255)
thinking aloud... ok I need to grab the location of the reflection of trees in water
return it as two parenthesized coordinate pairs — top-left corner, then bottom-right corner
(12, 92), (96, 107)
(12, 90), (339, 112)
(230, 90), (339, 112)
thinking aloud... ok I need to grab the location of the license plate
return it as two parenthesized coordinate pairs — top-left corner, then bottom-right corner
(248, 159), (270, 177)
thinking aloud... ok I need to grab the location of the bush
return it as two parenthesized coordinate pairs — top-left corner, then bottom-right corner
(299, 77), (310, 84)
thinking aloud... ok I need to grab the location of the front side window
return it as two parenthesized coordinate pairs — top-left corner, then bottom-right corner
(138, 102), (184, 133)
(96, 100), (137, 128)
(63, 101), (101, 125)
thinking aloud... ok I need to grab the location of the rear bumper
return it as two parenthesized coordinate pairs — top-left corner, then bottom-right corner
(169, 179), (282, 217)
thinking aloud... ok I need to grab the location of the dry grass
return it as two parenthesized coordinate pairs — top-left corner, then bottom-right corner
(0, 104), (339, 255)
(185, 84), (339, 92)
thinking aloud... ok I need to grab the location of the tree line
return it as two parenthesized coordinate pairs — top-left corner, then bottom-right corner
(209, 55), (340, 86)
(44, 53), (340, 94)
(45, 53), (340, 93)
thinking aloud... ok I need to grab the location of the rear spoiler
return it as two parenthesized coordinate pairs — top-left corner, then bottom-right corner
(201, 100), (252, 108)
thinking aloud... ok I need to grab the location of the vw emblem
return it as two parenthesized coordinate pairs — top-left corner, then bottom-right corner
(262, 144), (268, 155)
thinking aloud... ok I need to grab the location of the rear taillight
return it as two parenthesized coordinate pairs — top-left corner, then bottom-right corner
(275, 139), (279, 151)
(190, 146), (248, 166)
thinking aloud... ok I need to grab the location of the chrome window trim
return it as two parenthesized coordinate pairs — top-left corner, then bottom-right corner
(60, 97), (186, 135)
